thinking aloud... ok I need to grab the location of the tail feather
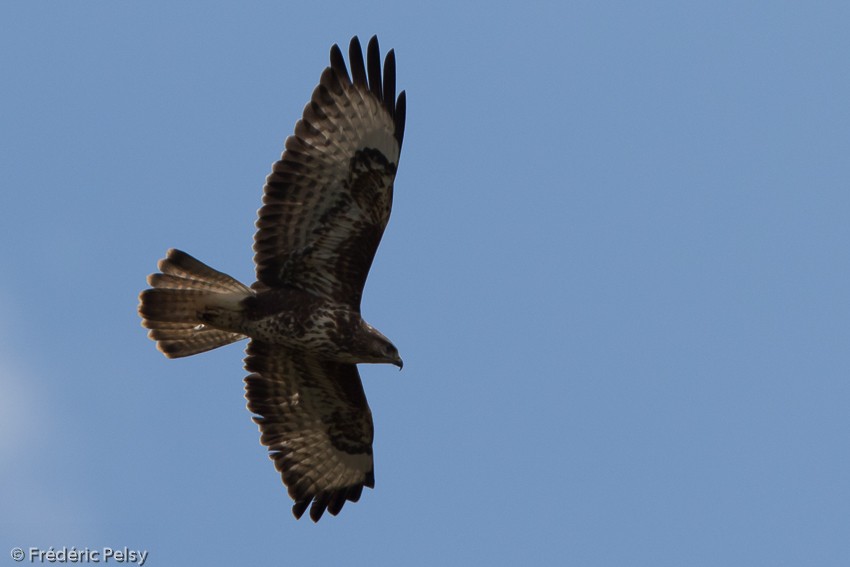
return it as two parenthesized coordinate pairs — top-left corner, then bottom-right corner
(139, 249), (252, 358)
(149, 324), (245, 358)
(156, 249), (251, 293)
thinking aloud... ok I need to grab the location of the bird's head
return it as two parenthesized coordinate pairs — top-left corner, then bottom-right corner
(358, 320), (403, 369)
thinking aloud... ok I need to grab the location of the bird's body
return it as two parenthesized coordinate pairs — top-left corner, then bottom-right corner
(138, 36), (406, 522)
(239, 290), (359, 354)
(211, 287), (395, 365)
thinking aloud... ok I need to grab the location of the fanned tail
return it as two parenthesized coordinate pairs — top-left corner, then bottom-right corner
(138, 249), (252, 358)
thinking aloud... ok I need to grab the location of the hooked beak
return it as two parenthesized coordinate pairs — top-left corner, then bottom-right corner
(393, 357), (404, 371)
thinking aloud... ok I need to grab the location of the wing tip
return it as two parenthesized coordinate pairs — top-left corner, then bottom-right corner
(329, 43), (349, 83)
(330, 35), (405, 150)
(292, 499), (310, 520)
(291, 484), (372, 522)
(348, 36), (367, 86)
(366, 35), (383, 100)
(394, 90), (406, 150)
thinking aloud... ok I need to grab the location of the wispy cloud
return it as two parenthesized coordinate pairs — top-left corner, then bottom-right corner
(0, 299), (94, 543)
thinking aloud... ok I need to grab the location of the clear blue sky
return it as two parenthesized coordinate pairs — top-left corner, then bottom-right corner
(2, 2), (849, 565)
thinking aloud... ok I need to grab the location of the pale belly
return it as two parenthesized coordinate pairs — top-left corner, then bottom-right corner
(244, 307), (351, 354)
(202, 289), (358, 358)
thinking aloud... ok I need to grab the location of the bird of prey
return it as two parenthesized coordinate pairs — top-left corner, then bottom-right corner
(138, 36), (406, 522)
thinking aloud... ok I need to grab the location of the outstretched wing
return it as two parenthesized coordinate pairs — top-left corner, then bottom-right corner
(243, 340), (375, 522)
(254, 36), (406, 310)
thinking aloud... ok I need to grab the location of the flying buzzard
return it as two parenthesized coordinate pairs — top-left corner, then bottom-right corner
(138, 36), (406, 522)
